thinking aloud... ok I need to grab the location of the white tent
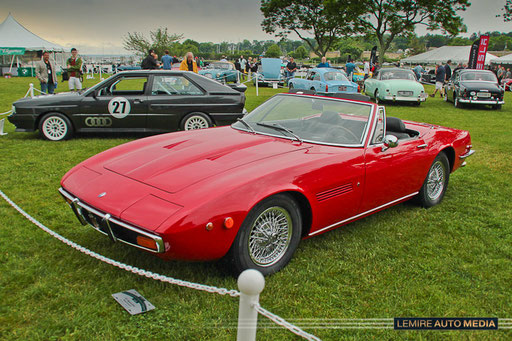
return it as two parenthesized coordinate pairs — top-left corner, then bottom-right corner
(401, 46), (497, 66)
(0, 13), (64, 51)
(490, 53), (512, 64)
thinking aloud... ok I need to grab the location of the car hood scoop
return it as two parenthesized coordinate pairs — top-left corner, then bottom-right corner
(104, 128), (307, 193)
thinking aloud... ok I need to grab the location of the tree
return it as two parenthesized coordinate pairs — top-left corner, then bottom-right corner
(498, 0), (512, 21)
(336, 38), (363, 60)
(260, 0), (363, 57)
(265, 44), (282, 58)
(292, 46), (308, 59)
(332, 0), (470, 64)
(123, 27), (183, 57)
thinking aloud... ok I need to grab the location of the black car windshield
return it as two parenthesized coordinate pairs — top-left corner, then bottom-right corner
(461, 72), (498, 82)
(380, 70), (417, 81)
(323, 72), (349, 82)
(209, 62), (232, 70)
(232, 94), (372, 146)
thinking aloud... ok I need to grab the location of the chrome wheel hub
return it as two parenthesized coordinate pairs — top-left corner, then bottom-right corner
(248, 206), (292, 267)
(426, 161), (445, 201)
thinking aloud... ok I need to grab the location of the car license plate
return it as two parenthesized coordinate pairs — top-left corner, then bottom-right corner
(338, 86), (346, 91)
(477, 92), (491, 98)
(398, 91), (413, 96)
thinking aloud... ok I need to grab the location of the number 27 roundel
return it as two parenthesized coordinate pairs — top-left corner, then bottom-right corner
(108, 97), (131, 119)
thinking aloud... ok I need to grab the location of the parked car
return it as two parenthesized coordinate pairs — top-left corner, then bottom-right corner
(420, 69), (436, 84)
(501, 78), (512, 91)
(364, 68), (428, 104)
(59, 92), (475, 275)
(288, 68), (358, 94)
(198, 61), (239, 83)
(8, 70), (246, 141)
(443, 69), (505, 109)
(253, 58), (285, 87)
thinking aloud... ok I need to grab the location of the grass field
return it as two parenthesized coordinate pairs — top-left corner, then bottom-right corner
(0, 75), (511, 340)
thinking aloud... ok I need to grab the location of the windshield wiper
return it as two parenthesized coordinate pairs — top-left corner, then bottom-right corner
(256, 122), (303, 144)
(237, 118), (255, 133)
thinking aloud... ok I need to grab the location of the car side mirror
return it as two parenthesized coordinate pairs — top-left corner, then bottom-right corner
(381, 135), (398, 152)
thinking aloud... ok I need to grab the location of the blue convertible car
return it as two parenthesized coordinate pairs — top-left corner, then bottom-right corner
(199, 61), (239, 83)
(288, 68), (358, 94)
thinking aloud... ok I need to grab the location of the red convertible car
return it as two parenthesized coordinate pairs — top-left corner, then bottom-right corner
(59, 93), (475, 275)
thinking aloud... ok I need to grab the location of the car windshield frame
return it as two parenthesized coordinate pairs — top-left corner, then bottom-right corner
(231, 94), (375, 148)
(460, 71), (498, 82)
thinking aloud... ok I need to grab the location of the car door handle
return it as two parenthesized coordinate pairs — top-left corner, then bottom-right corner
(134, 99), (144, 104)
(417, 144), (428, 149)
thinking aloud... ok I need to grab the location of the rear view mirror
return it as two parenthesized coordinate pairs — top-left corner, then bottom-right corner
(382, 135), (398, 152)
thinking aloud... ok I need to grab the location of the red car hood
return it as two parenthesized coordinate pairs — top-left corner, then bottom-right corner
(103, 127), (308, 194)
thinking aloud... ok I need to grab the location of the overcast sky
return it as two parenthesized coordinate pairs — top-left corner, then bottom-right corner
(1, 0), (511, 54)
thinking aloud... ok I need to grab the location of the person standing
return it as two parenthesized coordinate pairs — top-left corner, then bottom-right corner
(35, 51), (58, 94)
(345, 59), (356, 81)
(161, 50), (172, 70)
(497, 65), (505, 83)
(239, 55), (246, 74)
(141, 49), (159, 69)
(179, 52), (198, 73)
(430, 63), (446, 97)
(317, 56), (330, 68)
(285, 57), (297, 83)
(413, 64), (424, 81)
(67, 48), (83, 91)
(506, 68), (512, 79)
(444, 60), (452, 82)
(363, 60), (370, 80)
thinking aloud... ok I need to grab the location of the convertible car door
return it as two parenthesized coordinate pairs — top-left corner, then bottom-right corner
(360, 108), (431, 212)
(146, 74), (206, 132)
(79, 75), (148, 131)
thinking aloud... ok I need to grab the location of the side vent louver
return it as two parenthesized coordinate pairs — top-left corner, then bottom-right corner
(316, 183), (353, 202)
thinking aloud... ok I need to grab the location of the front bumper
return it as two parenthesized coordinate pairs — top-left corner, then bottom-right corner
(459, 148), (476, 167)
(7, 113), (37, 132)
(383, 94), (427, 102)
(59, 187), (165, 253)
(458, 99), (504, 105)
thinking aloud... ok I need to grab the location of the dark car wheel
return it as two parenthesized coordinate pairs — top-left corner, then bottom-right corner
(416, 152), (450, 208)
(288, 83), (294, 90)
(180, 112), (213, 131)
(227, 194), (302, 276)
(493, 104), (502, 110)
(39, 113), (73, 141)
(454, 96), (462, 108)
(375, 90), (380, 104)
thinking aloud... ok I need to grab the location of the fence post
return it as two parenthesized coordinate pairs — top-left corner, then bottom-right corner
(237, 269), (265, 341)
(0, 118), (7, 136)
(29, 83), (34, 98)
(255, 74), (259, 97)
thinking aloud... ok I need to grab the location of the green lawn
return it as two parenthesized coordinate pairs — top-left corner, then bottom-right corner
(0, 76), (511, 340)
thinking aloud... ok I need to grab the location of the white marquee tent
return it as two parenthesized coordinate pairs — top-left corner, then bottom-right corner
(490, 53), (512, 64)
(401, 46), (497, 66)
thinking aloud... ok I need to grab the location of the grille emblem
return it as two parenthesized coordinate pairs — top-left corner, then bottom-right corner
(98, 192), (107, 198)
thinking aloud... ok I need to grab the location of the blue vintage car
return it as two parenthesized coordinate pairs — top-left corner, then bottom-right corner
(253, 58), (285, 87)
(288, 68), (358, 94)
(199, 61), (239, 83)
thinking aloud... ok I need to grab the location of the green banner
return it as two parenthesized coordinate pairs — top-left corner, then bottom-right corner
(0, 47), (26, 55)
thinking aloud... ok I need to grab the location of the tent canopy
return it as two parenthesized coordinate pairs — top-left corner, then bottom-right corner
(491, 53), (512, 64)
(0, 13), (64, 51)
(401, 46), (497, 66)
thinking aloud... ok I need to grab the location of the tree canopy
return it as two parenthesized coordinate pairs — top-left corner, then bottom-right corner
(260, 0), (363, 57)
(123, 28), (183, 57)
(265, 44), (282, 58)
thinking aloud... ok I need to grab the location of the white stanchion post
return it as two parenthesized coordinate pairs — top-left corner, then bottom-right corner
(99, 66), (103, 81)
(29, 83), (34, 98)
(237, 71), (240, 84)
(237, 269), (265, 341)
(0, 118), (8, 136)
(256, 75), (259, 97)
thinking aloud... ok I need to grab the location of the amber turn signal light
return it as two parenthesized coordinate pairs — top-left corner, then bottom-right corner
(224, 217), (234, 229)
(136, 235), (158, 250)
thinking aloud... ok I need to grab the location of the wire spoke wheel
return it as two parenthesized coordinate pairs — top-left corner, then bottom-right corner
(248, 206), (292, 267)
(426, 161), (445, 201)
(42, 116), (68, 140)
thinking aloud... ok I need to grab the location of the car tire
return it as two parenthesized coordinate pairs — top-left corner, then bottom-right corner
(416, 152), (450, 208)
(454, 96), (462, 108)
(227, 193), (302, 276)
(180, 112), (213, 131)
(493, 104), (502, 110)
(443, 92), (448, 102)
(288, 83), (294, 90)
(39, 113), (73, 141)
(375, 90), (380, 104)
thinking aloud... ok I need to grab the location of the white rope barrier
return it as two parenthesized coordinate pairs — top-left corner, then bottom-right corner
(0, 189), (321, 341)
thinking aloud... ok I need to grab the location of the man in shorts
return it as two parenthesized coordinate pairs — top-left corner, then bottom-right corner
(67, 48), (83, 91)
(430, 63), (445, 98)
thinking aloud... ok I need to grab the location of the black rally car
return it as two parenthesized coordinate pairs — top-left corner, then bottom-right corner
(8, 70), (247, 141)
(443, 69), (505, 109)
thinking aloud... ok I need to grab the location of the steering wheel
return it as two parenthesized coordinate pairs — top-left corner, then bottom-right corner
(326, 126), (360, 144)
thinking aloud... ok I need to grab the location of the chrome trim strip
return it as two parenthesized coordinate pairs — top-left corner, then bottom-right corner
(417, 143), (428, 149)
(458, 99), (504, 105)
(459, 149), (475, 159)
(59, 187), (165, 253)
(308, 192), (419, 237)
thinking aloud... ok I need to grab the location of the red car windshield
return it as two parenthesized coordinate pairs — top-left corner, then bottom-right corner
(233, 94), (373, 146)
